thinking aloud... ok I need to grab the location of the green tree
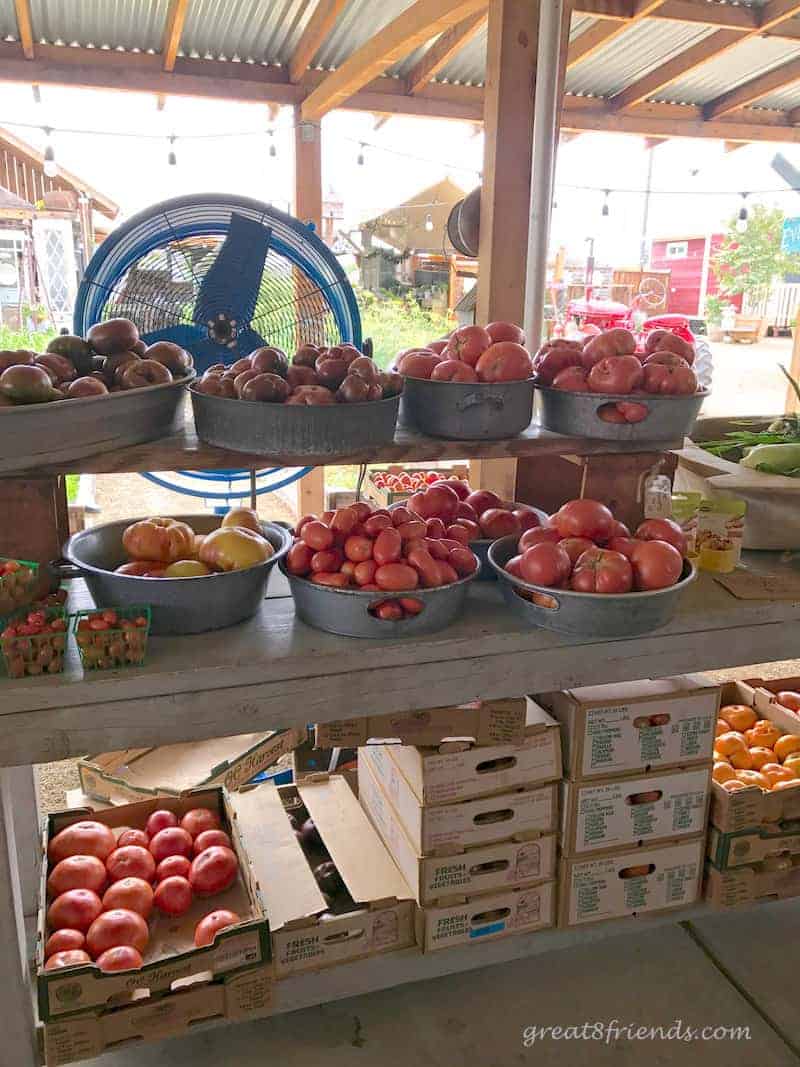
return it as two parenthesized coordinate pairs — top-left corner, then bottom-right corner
(713, 204), (800, 308)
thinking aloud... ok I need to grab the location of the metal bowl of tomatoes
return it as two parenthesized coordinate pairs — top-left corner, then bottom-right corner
(535, 386), (708, 442)
(488, 535), (697, 638)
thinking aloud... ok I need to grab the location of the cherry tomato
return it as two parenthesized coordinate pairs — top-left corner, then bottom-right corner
(286, 541), (314, 576)
(154, 875), (193, 916)
(145, 810), (179, 838)
(48, 821), (117, 865)
(102, 877), (154, 919)
(194, 909), (241, 948)
(47, 889), (103, 933)
(45, 949), (92, 970)
(312, 571), (350, 587)
(148, 827), (193, 864)
(117, 829), (150, 850)
(47, 855), (107, 898)
(373, 528), (402, 565)
(156, 855), (192, 882)
(354, 559), (377, 586)
(344, 535), (373, 563)
(189, 846), (239, 896)
(87, 908), (149, 957)
(375, 562), (419, 592)
(193, 829), (232, 856)
(45, 929), (86, 957)
(301, 521), (334, 552)
(630, 540), (683, 590)
(96, 946), (143, 972)
(106, 845), (156, 884)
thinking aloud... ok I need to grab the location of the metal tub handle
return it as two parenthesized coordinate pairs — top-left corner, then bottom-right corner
(512, 586), (562, 612)
(49, 558), (82, 581)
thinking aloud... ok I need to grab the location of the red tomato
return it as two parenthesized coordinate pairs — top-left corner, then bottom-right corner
(776, 691), (800, 713)
(607, 519), (631, 540)
(532, 347), (582, 386)
(425, 537), (450, 561)
(117, 829), (150, 850)
(154, 875), (194, 916)
(301, 521), (334, 551)
(47, 855), (107, 898)
(479, 509), (521, 539)
(519, 527), (562, 551)
(513, 508), (541, 533)
(45, 949), (92, 970)
(551, 499), (615, 542)
(145, 810), (179, 838)
(408, 485), (459, 522)
(350, 501), (372, 523)
(193, 829), (232, 856)
(47, 889), (103, 933)
(364, 513), (391, 537)
(587, 355), (644, 395)
(106, 845), (156, 884)
(449, 547), (479, 576)
(597, 403), (628, 423)
(519, 543), (572, 587)
(552, 365), (590, 392)
(330, 508), (358, 536)
(607, 536), (642, 561)
(194, 909), (242, 948)
(48, 821), (117, 865)
(45, 929), (86, 957)
(437, 560), (459, 585)
(465, 490), (501, 516)
(570, 548), (633, 594)
(373, 600), (404, 621)
(635, 518), (687, 556)
(630, 540), (683, 590)
(311, 548), (343, 573)
(340, 560), (357, 580)
(87, 908), (149, 957)
(455, 501), (478, 523)
(425, 517), (447, 539)
(456, 519), (482, 540)
(398, 597), (424, 615)
(617, 401), (650, 423)
(156, 855), (192, 882)
(390, 506), (413, 526)
(395, 520), (427, 542)
(432, 478), (470, 501)
(505, 554), (524, 578)
(312, 571), (350, 587)
(558, 537), (595, 564)
(445, 524), (470, 545)
(353, 559), (378, 586)
(148, 828), (193, 864)
(286, 541), (314, 576)
(189, 846), (239, 897)
(642, 362), (697, 395)
(642, 351), (692, 371)
(375, 562), (419, 591)
(295, 514), (318, 537)
(373, 527), (402, 565)
(96, 946), (143, 972)
(406, 547), (442, 588)
(102, 878), (154, 919)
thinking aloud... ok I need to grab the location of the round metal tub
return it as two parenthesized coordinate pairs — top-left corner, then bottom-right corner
(60, 515), (291, 635)
(281, 561), (480, 638)
(0, 374), (193, 475)
(400, 377), (535, 440)
(471, 505), (550, 581)
(535, 386), (707, 442)
(488, 535), (696, 638)
(191, 386), (400, 457)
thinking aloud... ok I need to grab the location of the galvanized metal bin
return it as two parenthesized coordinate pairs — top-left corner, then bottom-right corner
(0, 376), (192, 474)
(488, 535), (696, 638)
(191, 386), (400, 456)
(60, 515), (291, 635)
(400, 377), (535, 440)
(535, 386), (707, 442)
(281, 561), (480, 638)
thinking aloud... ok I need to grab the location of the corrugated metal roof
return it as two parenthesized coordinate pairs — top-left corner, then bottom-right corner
(661, 36), (800, 104)
(566, 19), (717, 98)
(389, 22), (486, 85)
(312, 0), (413, 70)
(28, 0), (171, 53)
(569, 14), (597, 40)
(179, 0), (313, 63)
(759, 82), (800, 109)
(0, 0), (17, 41)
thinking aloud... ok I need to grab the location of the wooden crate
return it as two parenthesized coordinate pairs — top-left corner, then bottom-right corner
(364, 463), (469, 508)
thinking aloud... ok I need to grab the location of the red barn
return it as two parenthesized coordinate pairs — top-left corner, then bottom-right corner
(650, 234), (742, 317)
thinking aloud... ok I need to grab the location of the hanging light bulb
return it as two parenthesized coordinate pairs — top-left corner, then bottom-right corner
(424, 212), (434, 232)
(736, 193), (748, 233)
(269, 129), (276, 158)
(167, 136), (177, 166)
(357, 143), (365, 166)
(601, 190), (610, 218)
(41, 128), (58, 178)
(32, 84), (41, 104)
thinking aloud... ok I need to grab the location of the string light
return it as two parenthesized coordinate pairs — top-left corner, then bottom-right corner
(601, 190), (610, 218)
(167, 135), (177, 166)
(31, 85), (41, 105)
(42, 128), (57, 178)
(424, 212), (434, 232)
(736, 193), (749, 233)
(269, 129), (276, 158)
(357, 143), (365, 166)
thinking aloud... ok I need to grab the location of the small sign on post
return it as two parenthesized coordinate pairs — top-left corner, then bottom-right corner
(781, 217), (800, 254)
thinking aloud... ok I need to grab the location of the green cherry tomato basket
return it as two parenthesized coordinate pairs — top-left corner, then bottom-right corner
(1, 605), (68, 678)
(71, 605), (152, 671)
(0, 557), (40, 620)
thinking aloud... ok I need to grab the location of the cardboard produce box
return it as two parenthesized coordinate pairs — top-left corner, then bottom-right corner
(558, 837), (705, 928)
(705, 856), (800, 909)
(561, 766), (710, 857)
(359, 745), (557, 855)
(359, 753), (556, 904)
(381, 702), (561, 806)
(710, 682), (800, 833)
(234, 776), (415, 978)
(42, 964), (272, 1067)
(363, 463), (469, 508)
(37, 787), (270, 1023)
(539, 676), (720, 781)
(417, 881), (556, 952)
(741, 675), (800, 725)
(314, 699), (527, 750)
(707, 823), (800, 870)
(79, 728), (306, 803)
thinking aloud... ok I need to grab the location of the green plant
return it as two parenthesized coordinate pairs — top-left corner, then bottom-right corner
(713, 204), (800, 308)
(356, 286), (452, 369)
(703, 295), (724, 326)
(0, 324), (58, 351)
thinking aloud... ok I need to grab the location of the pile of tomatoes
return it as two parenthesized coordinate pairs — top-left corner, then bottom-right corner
(394, 321), (533, 383)
(401, 478), (542, 542)
(370, 470), (444, 494)
(43, 807), (242, 974)
(1, 608), (68, 677)
(74, 610), (149, 670)
(0, 557), (38, 617)
(504, 499), (688, 594)
(713, 704), (800, 793)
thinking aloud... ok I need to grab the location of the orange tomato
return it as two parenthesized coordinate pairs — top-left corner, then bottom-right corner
(715, 719), (728, 738)
(715, 731), (748, 757)
(747, 747), (776, 771)
(729, 748), (753, 770)
(774, 734), (800, 762)
(712, 750), (730, 765)
(760, 763), (797, 788)
(722, 779), (748, 792)
(744, 722), (783, 750)
(782, 753), (800, 775)
(734, 769), (769, 790)
(712, 762), (736, 785)
(773, 779), (800, 792)
(719, 704), (757, 732)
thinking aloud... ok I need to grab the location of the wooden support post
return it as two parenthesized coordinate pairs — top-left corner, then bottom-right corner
(296, 467), (326, 519)
(0, 477), (69, 596)
(293, 108), (322, 232)
(788, 318), (800, 413)
(580, 451), (677, 530)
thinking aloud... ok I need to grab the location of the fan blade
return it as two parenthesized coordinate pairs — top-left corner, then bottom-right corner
(233, 327), (269, 355)
(141, 325), (206, 350)
(192, 213), (271, 334)
(141, 324), (259, 372)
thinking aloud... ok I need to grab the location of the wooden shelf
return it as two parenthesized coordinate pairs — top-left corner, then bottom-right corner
(5, 406), (683, 477)
(2, 555), (798, 767)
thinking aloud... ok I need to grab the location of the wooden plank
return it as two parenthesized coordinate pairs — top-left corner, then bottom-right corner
(162, 0), (190, 72)
(653, 0), (759, 29)
(301, 0), (488, 119)
(1, 566), (798, 765)
(704, 55), (800, 119)
(0, 478), (65, 598)
(294, 111), (322, 230)
(13, 0), (34, 60)
(289, 0), (349, 84)
(609, 28), (744, 111)
(571, 0), (632, 19)
(760, 0), (800, 31)
(405, 10), (487, 94)
(788, 322), (800, 413)
(296, 466), (326, 517)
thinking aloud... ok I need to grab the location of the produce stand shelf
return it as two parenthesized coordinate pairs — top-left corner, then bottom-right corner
(2, 554), (798, 768)
(1, 406), (686, 477)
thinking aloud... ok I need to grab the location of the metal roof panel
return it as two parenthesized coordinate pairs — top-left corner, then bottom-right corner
(312, 0), (414, 70)
(28, 0), (171, 53)
(180, 0), (314, 63)
(660, 36), (800, 104)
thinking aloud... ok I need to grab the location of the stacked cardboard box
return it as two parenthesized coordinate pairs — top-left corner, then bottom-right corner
(706, 680), (800, 909)
(358, 698), (562, 951)
(538, 676), (720, 928)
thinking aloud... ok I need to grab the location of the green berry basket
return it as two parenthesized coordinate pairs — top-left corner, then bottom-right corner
(71, 606), (151, 671)
(0, 557), (40, 619)
(1, 605), (68, 678)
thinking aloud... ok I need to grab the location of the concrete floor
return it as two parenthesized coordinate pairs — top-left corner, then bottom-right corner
(93, 903), (800, 1067)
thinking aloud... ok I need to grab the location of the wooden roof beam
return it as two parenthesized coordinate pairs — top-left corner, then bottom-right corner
(162, 0), (190, 73)
(301, 0), (488, 119)
(566, 0), (666, 68)
(13, 0), (34, 60)
(405, 10), (486, 94)
(704, 55), (800, 119)
(289, 0), (348, 84)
